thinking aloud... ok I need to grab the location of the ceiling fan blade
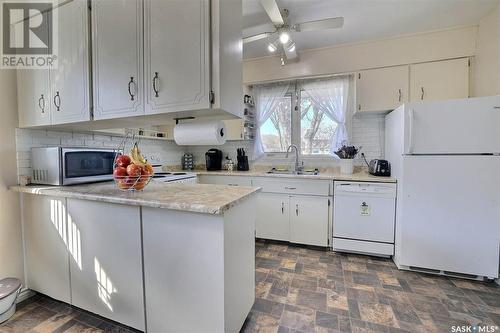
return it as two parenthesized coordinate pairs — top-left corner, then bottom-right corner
(260, 0), (284, 25)
(283, 39), (298, 60)
(295, 17), (344, 32)
(242, 32), (273, 44)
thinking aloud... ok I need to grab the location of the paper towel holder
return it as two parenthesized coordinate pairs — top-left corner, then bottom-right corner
(174, 116), (195, 125)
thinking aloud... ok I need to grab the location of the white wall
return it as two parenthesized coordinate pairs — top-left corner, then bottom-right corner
(0, 70), (24, 282)
(474, 4), (500, 96)
(243, 26), (477, 84)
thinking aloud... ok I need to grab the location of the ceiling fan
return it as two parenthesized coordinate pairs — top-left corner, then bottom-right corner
(243, 0), (344, 64)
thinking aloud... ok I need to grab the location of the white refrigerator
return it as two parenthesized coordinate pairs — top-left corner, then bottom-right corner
(385, 96), (500, 279)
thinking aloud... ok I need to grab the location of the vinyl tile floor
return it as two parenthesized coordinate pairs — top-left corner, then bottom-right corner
(1, 240), (499, 333)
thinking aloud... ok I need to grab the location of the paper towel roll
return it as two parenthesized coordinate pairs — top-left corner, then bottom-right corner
(174, 120), (227, 146)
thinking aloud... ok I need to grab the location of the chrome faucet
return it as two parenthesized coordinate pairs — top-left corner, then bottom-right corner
(285, 144), (302, 174)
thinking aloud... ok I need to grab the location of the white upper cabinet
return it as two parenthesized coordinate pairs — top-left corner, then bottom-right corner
(211, 0), (243, 117)
(92, 0), (144, 120)
(356, 65), (409, 113)
(17, 11), (51, 128)
(17, 0), (242, 127)
(50, 0), (91, 125)
(144, 0), (210, 115)
(410, 58), (469, 102)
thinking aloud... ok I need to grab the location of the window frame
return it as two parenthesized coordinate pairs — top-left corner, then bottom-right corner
(261, 85), (345, 161)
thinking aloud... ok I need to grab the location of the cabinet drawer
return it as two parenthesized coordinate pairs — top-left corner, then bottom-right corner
(198, 175), (252, 186)
(252, 178), (331, 196)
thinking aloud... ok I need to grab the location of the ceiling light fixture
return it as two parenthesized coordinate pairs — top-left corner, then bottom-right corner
(287, 42), (296, 53)
(267, 42), (277, 53)
(279, 31), (290, 44)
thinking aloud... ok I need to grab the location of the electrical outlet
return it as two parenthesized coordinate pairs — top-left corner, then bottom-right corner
(146, 153), (161, 164)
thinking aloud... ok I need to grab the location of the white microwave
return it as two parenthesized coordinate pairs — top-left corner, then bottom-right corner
(31, 147), (118, 185)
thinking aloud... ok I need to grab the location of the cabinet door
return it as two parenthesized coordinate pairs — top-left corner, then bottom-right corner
(144, 0), (210, 114)
(224, 119), (244, 140)
(24, 195), (71, 303)
(50, 0), (91, 124)
(92, 0), (143, 120)
(290, 196), (329, 246)
(357, 66), (408, 112)
(410, 58), (469, 102)
(256, 193), (289, 241)
(16, 12), (51, 127)
(67, 199), (145, 331)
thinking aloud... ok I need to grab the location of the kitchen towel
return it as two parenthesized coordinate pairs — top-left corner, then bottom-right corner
(173, 120), (227, 146)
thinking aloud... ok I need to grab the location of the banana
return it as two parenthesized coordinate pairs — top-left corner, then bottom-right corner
(130, 143), (147, 166)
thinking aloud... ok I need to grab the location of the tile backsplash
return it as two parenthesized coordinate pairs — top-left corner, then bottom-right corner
(15, 113), (385, 182)
(15, 129), (186, 181)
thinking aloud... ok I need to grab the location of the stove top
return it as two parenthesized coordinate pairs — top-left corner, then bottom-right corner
(152, 171), (197, 182)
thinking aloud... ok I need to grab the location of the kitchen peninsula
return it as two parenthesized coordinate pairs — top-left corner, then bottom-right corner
(12, 182), (259, 332)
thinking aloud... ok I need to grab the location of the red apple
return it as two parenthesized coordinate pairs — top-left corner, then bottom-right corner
(116, 155), (131, 168)
(126, 164), (142, 177)
(113, 166), (128, 179)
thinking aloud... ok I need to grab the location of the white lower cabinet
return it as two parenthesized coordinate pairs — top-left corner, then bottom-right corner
(24, 195), (71, 303)
(66, 199), (145, 331)
(290, 196), (330, 247)
(256, 193), (289, 241)
(24, 194), (145, 330)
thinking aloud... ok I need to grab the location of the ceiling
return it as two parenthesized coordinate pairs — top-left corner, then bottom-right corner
(242, 0), (500, 59)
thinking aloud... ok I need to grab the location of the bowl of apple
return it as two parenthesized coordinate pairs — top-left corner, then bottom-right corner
(113, 143), (154, 191)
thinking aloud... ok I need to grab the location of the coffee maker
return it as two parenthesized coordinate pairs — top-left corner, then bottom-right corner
(205, 149), (223, 171)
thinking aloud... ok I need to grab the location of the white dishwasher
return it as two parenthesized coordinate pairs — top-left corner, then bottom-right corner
(333, 181), (396, 257)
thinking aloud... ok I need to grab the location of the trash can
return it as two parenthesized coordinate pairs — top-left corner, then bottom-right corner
(0, 278), (22, 324)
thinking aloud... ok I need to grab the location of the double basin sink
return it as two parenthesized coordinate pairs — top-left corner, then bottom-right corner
(266, 167), (320, 176)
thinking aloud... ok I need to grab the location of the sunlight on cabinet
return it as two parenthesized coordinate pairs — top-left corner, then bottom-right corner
(94, 258), (117, 312)
(50, 199), (82, 270)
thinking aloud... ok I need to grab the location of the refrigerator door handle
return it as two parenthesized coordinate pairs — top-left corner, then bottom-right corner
(407, 109), (415, 154)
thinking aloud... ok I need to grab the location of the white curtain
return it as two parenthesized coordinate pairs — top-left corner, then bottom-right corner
(301, 76), (350, 155)
(253, 82), (290, 159)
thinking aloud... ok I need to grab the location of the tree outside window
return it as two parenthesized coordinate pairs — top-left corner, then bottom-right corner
(258, 88), (340, 155)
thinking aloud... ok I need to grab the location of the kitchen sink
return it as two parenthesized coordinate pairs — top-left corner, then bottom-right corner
(267, 168), (320, 176)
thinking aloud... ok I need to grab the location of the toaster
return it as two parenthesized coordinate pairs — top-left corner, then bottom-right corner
(368, 159), (391, 177)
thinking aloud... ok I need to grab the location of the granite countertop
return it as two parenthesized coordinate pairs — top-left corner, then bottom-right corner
(194, 170), (397, 183)
(11, 180), (260, 215)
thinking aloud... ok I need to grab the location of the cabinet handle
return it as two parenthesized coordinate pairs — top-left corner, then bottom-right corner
(53, 91), (60, 111)
(420, 87), (424, 100)
(285, 187), (296, 190)
(38, 94), (45, 113)
(398, 89), (402, 102)
(227, 184), (238, 186)
(295, 204), (299, 216)
(128, 77), (136, 101)
(281, 202), (284, 214)
(152, 72), (159, 97)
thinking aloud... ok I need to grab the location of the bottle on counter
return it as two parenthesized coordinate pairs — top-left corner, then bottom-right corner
(224, 156), (235, 171)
